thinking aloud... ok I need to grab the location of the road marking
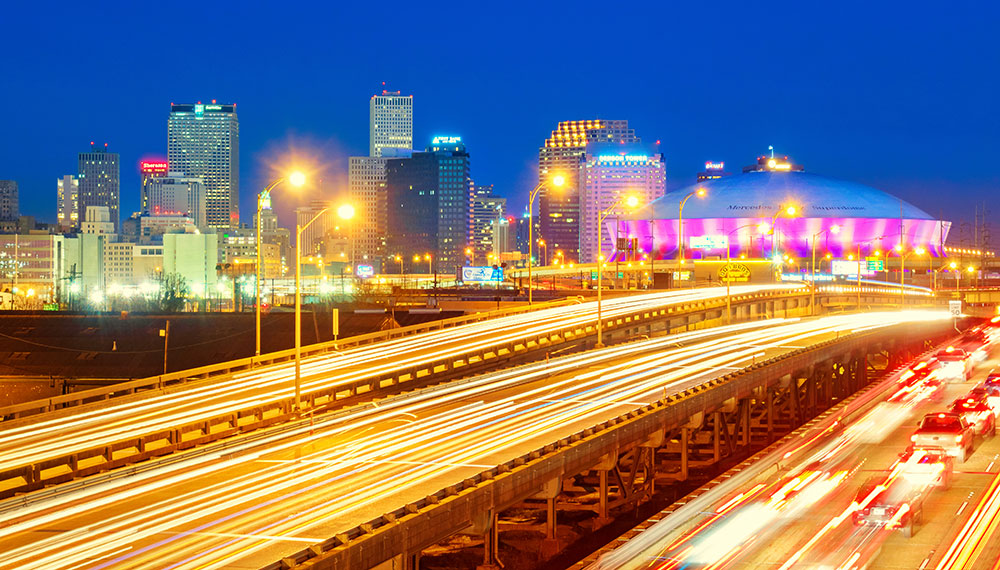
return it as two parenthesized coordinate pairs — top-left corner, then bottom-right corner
(919, 557), (930, 570)
(988, 461), (995, 472)
(957, 501), (970, 516)
(255, 459), (496, 469)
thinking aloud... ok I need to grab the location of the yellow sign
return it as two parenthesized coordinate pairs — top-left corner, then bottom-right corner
(719, 262), (751, 283)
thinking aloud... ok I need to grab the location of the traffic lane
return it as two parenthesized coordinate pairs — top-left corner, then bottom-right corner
(728, 359), (1000, 570)
(0, 286), (785, 471)
(0, 317), (849, 569)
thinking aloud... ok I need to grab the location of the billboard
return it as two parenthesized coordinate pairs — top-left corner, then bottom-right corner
(140, 160), (168, 173)
(689, 235), (728, 249)
(356, 264), (374, 279)
(831, 260), (875, 277)
(462, 266), (503, 283)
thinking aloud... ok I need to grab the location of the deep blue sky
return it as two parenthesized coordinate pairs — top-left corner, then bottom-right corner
(2, 1), (997, 238)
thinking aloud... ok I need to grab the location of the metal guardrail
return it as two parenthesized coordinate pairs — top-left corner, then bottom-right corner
(262, 320), (950, 570)
(0, 296), (585, 421)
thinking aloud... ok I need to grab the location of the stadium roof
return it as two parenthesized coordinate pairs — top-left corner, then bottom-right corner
(632, 171), (934, 221)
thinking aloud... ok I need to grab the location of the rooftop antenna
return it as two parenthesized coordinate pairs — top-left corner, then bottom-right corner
(768, 145), (774, 159)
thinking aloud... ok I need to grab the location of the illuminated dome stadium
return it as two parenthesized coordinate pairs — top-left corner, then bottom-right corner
(618, 156), (951, 261)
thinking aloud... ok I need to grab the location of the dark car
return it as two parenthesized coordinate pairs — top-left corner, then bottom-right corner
(853, 478), (925, 538)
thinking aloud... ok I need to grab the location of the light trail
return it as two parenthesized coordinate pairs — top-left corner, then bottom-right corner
(0, 310), (947, 570)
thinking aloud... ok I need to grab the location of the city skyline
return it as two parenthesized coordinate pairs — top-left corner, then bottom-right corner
(1, 2), (997, 234)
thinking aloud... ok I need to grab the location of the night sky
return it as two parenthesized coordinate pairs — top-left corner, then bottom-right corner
(2, 1), (997, 237)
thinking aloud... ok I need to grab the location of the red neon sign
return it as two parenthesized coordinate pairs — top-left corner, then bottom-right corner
(140, 160), (168, 173)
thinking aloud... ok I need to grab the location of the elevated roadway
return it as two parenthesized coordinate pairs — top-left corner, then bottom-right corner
(0, 285), (816, 498)
(579, 332), (1000, 570)
(0, 311), (952, 570)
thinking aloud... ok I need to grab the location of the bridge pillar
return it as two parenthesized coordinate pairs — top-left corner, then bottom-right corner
(475, 510), (500, 570)
(539, 477), (561, 558)
(680, 427), (690, 480)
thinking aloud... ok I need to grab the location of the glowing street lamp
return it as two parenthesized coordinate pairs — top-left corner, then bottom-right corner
(294, 204), (328, 414)
(527, 174), (565, 304)
(596, 194), (641, 348)
(897, 245), (926, 308)
(810, 224), (840, 315)
(256, 171), (306, 360)
(677, 187), (707, 266)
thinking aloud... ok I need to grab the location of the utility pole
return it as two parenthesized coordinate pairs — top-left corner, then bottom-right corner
(160, 320), (170, 375)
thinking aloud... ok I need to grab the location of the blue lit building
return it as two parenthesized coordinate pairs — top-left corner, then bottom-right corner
(386, 137), (472, 272)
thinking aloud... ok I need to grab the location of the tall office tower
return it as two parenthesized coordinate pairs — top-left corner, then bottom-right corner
(369, 90), (413, 157)
(167, 102), (239, 229)
(579, 145), (666, 263)
(0, 181), (18, 222)
(471, 184), (506, 262)
(143, 172), (207, 229)
(386, 137), (472, 272)
(349, 154), (402, 266)
(538, 120), (639, 262)
(295, 200), (335, 257)
(57, 175), (80, 230)
(78, 143), (121, 232)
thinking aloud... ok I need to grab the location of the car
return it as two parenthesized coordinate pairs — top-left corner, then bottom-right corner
(935, 348), (973, 382)
(853, 478), (925, 538)
(984, 372), (1000, 390)
(910, 412), (975, 462)
(898, 447), (954, 489)
(951, 396), (997, 436)
(969, 386), (1000, 419)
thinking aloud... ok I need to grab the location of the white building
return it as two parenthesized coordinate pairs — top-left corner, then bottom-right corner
(139, 214), (196, 245)
(81, 206), (116, 236)
(168, 103), (239, 230)
(163, 233), (218, 292)
(369, 90), (413, 157)
(143, 171), (207, 229)
(579, 146), (666, 263)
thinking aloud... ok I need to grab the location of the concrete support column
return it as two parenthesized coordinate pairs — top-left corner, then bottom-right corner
(680, 427), (690, 480)
(766, 389), (775, 441)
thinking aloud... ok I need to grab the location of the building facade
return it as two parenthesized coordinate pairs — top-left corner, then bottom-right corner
(167, 103), (239, 229)
(295, 201), (336, 257)
(143, 172), (207, 229)
(81, 206), (116, 236)
(0, 181), (18, 223)
(538, 120), (639, 263)
(579, 146), (666, 263)
(370, 90), (413, 157)
(386, 137), (472, 272)
(78, 143), (120, 232)
(471, 184), (505, 263)
(57, 175), (80, 231)
(348, 156), (388, 266)
(697, 161), (730, 182)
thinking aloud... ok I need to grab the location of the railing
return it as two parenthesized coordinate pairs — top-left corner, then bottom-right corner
(0, 296), (583, 421)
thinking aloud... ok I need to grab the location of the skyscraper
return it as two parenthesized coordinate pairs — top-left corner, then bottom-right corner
(350, 89), (414, 269)
(167, 102), (239, 229)
(78, 143), (121, 232)
(538, 120), (639, 262)
(0, 180), (18, 222)
(369, 90), (413, 157)
(143, 172), (207, 229)
(579, 145), (666, 263)
(57, 175), (79, 230)
(471, 184), (505, 262)
(386, 137), (472, 272)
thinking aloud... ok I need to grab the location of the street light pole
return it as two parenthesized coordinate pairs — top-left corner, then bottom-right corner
(677, 188), (707, 276)
(527, 175), (564, 305)
(596, 195), (640, 348)
(294, 207), (329, 415)
(255, 172), (305, 361)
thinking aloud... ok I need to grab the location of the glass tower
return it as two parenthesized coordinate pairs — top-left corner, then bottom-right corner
(167, 103), (239, 229)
